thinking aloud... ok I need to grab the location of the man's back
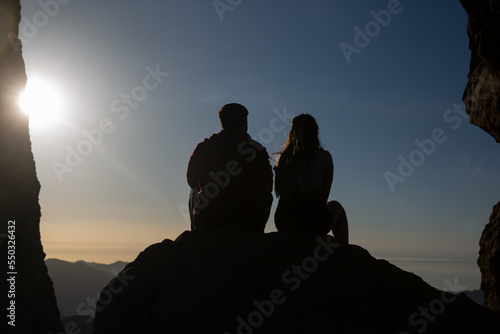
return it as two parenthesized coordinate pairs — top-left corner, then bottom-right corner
(187, 129), (273, 233)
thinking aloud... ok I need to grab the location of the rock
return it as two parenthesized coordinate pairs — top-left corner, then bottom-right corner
(478, 202), (500, 312)
(460, 0), (500, 314)
(460, 0), (500, 143)
(94, 227), (500, 333)
(0, 1), (63, 333)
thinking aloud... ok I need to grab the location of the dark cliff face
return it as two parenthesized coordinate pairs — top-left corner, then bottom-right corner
(93, 228), (500, 334)
(0, 1), (63, 333)
(461, 0), (500, 142)
(460, 0), (500, 314)
(478, 202), (500, 313)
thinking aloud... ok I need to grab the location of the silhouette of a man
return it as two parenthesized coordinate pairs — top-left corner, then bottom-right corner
(187, 103), (273, 233)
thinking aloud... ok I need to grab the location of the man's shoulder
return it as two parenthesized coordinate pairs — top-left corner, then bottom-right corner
(194, 131), (269, 158)
(204, 130), (243, 144)
(247, 137), (267, 153)
(209, 131), (267, 152)
(202, 131), (222, 143)
(193, 131), (222, 148)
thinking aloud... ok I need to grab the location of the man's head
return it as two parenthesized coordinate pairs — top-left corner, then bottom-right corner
(218, 103), (248, 132)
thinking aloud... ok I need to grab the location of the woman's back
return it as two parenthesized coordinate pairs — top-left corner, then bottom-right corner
(293, 148), (333, 194)
(273, 113), (348, 242)
(273, 114), (336, 233)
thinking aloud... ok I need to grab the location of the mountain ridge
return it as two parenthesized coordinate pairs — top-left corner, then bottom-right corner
(45, 259), (126, 317)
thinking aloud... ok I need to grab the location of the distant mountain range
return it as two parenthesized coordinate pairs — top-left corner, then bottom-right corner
(463, 288), (484, 306)
(46, 259), (127, 317)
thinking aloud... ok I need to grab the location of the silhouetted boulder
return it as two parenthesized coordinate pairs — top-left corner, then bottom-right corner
(478, 202), (500, 312)
(0, 1), (63, 333)
(93, 227), (500, 333)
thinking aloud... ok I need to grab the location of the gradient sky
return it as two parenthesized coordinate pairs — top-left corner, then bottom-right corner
(18, 0), (500, 290)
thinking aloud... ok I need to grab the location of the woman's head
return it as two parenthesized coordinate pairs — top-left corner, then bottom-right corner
(275, 113), (322, 167)
(288, 114), (320, 152)
(274, 113), (322, 196)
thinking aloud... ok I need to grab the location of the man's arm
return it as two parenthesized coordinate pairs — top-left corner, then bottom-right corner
(257, 148), (273, 193)
(186, 144), (203, 189)
(247, 138), (273, 193)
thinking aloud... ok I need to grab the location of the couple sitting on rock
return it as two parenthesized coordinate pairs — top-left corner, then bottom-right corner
(186, 103), (349, 244)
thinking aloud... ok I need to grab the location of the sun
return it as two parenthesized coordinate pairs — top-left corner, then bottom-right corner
(19, 77), (64, 127)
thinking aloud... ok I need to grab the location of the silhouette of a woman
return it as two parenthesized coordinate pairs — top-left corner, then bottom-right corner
(274, 114), (348, 243)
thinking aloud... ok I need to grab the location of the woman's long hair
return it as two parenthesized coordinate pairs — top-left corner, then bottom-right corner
(274, 114), (322, 197)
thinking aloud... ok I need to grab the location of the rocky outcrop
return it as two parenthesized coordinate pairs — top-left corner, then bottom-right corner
(460, 0), (500, 314)
(0, 1), (63, 333)
(460, 0), (500, 143)
(94, 228), (500, 334)
(478, 202), (500, 312)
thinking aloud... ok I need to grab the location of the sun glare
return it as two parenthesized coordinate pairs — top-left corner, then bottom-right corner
(19, 78), (64, 127)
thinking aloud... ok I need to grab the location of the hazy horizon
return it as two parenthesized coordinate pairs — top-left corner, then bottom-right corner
(18, 0), (500, 292)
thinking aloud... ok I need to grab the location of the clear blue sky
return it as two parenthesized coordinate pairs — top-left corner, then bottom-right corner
(19, 0), (500, 290)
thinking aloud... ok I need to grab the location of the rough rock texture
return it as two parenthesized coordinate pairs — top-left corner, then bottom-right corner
(94, 228), (500, 334)
(461, 0), (500, 314)
(0, 1), (63, 333)
(461, 0), (500, 142)
(478, 202), (500, 312)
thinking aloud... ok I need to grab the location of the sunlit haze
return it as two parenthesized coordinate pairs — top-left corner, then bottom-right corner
(18, 0), (500, 291)
(19, 77), (63, 127)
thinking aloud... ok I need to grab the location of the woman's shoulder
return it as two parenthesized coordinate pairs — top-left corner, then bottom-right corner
(317, 148), (331, 155)
(316, 148), (333, 166)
